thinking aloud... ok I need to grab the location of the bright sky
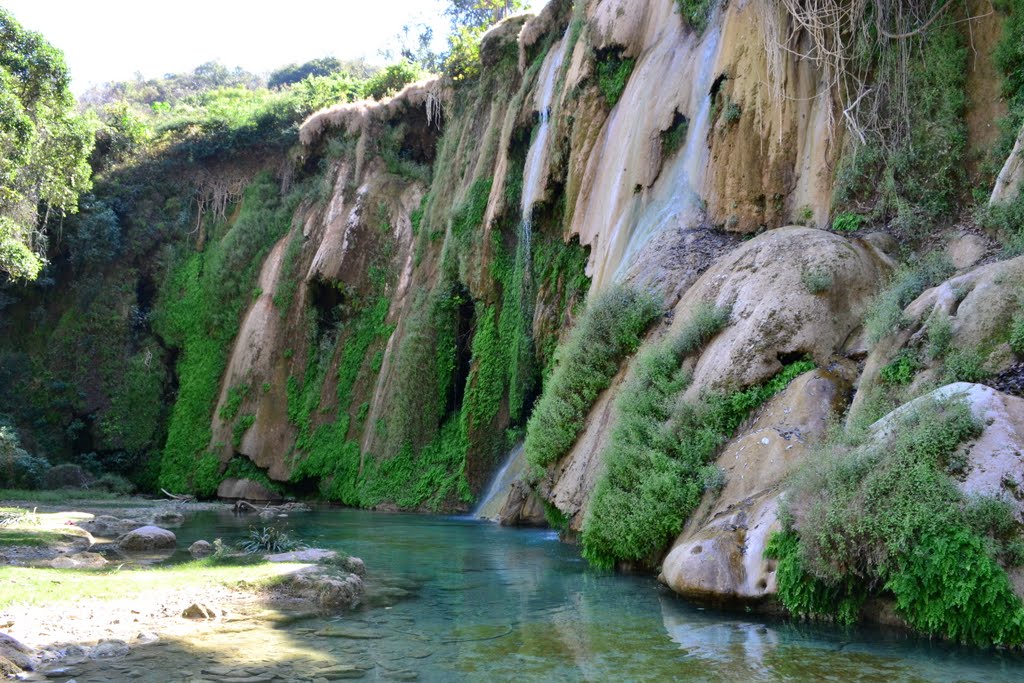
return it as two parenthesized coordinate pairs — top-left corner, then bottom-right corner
(2, 1), (547, 95)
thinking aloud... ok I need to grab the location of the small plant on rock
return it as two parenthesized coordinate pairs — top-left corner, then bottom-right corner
(801, 267), (832, 295)
(240, 526), (306, 554)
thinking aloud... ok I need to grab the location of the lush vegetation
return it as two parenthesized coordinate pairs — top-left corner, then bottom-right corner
(524, 286), (662, 471)
(863, 253), (954, 346)
(676, 0), (717, 33)
(582, 304), (813, 568)
(0, 8), (93, 280)
(154, 173), (296, 494)
(595, 53), (636, 108)
(771, 396), (1024, 646)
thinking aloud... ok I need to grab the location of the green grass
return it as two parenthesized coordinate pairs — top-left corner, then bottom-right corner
(0, 528), (77, 547)
(863, 253), (954, 346)
(524, 285), (662, 471)
(776, 396), (1024, 646)
(0, 560), (308, 610)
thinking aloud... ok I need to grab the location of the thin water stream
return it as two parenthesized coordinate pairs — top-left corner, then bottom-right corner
(61, 508), (1024, 682)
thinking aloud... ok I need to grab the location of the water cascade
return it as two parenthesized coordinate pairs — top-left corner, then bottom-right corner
(473, 442), (528, 520)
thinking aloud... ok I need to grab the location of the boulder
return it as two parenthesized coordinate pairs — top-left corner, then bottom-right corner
(0, 632), (36, 672)
(49, 551), (108, 569)
(188, 540), (213, 559)
(660, 368), (850, 601)
(497, 480), (548, 527)
(216, 478), (283, 503)
(89, 639), (129, 659)
(284, 568), (364, 612)
(670, 227), (895, 402)
(118, 526), (176, 552)
(181, 603), (218, 620)
(851, 255), (1024, 419)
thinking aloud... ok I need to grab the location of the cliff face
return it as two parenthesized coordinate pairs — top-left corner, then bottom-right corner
(6, 0), (1024, 639)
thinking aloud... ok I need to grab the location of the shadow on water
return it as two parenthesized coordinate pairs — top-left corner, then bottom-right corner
(32, 508), (1024, 682)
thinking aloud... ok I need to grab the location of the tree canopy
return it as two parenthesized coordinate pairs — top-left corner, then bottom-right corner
(0, 8), (94, 281)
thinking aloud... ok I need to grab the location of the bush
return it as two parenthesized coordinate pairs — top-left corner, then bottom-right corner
(1011, 313), (1024, 356)
(777, 396), (1024, 646)
(43, 463), (89, 489)
(0, 419), (50, 490)
(863, 253), (954, 346)
(240, 526), (306, 554)
(800, 267), (832, 295)
(943, 348), (990, 383)
(364, 61), (424, 101)
(879, 349), (919, 386)
(524, 285), (662, 470)
(831, 212), (863, 232)
(580, 298), (811, 569)
(90, 473), (134, 495)
(595, 54), (636, 108)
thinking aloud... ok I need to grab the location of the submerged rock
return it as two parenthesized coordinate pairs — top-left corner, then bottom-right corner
(117, 526), (176, 552)
(264, 548), (336, 563)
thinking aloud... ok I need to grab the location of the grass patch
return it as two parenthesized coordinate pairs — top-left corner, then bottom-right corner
(774, 395), (1024, 646)
(0, 560), (307, 610)
(524, 285), (662, 471)
(863, 253), (954, 346)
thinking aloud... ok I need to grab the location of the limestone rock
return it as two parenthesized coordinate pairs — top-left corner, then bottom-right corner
(852, 255), (1024, 419)
(264, 548), (336, 563)
(671, 227), (895, 402)
(89, 639), (129, 659)
(188, 540), (213, 558)
(118, 526), (176, 552)
(0, 632), (36, 672)
(216, 478), (283, 503)
(497, 480), (548, 527)
(660, 369), (850, 601)
(990, 122), (1024, 205)
(49, 551), (108, 569)
(181, 603), (218, 620)
(283, 568), (364, 612)
(947, 232), (991, 271)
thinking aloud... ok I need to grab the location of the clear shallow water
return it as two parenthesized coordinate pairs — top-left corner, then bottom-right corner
(158, 508), (1024, 682)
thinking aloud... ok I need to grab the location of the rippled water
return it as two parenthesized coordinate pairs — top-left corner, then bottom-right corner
(144, 508), (1024, 682)
(56, 507), (1024, 682)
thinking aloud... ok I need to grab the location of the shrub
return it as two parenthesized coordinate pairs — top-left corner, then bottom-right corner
(831, 212), (863, 232)
(90, 473), (134, 495)
(1009, 312), (1024, 356)
(879, 349), (920, 386)
(863, 253), (954, 346)
(777, 396), (1024, 646)
(595, 54), (636, 107)
(800, 267), (832, 295)
(43, 464), (89, 489)
(240, 526), (306, 554)
(925, 313), (953, 360)
(943, 348), (990, 383)
(524, 285), (662, 470)
(0, 419), (50, 489)
(676, 0), (717, 33)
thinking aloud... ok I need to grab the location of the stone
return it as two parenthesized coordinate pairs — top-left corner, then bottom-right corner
(340, 556), (365, 577)
(49, 552), (108, 569)
(118, 526), (176, 552)
(181, 603), (218, 620)
(0, 633), (36, 672)
(216, 478), (283, 503)
(947, 232), (990, 271)
(660, 369), (851, 601)
(188, 540), (213, 559)
(265, 548), (336, 563)
(89, 640), (129, 659)
(152, 511), (185, 527)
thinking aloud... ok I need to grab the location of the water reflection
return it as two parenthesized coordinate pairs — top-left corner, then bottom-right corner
(102, 508), (1024, 682)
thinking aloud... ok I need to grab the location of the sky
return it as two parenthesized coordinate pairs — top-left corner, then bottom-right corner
(2, 1), (546, 95)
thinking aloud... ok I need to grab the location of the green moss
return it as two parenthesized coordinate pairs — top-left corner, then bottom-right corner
(153, 172), (294, 496)
(232, 414), (256, 448)
(676, 0), (717, 33)
(524, 285), (662, 471)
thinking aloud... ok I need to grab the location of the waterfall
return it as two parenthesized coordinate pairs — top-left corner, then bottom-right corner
(612, 26), (722, 283)
(474, 442), (527, 521)
(520, 29), (570, 260)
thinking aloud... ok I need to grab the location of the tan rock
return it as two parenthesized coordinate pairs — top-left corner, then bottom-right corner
(673, 227), (894, 401)
(947, 232), (991, 271)
(118, 526), (176, 552)
(216, 478), (283, 503)
(660, 369), (849, 601)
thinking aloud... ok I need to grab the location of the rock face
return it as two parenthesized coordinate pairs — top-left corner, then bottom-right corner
(216, 477), (283, 503)
(852, 255), (1024, 419)
(117, 526), (177, 552)
(659, 368), (850, 601)
(283, 568), (365, 612)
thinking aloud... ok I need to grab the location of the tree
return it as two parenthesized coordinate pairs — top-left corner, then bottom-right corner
(0, 8), (94, 281)
(444, 0), (528, 31)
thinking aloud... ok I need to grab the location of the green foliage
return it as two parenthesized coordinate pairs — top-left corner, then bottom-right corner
(800, 267), (832, 295)
(831, 17), (967, 230)
(880, 350), (920, 386)
(722, 99), (741, 125)
(864, 253), (954, 346)
(595, 54), (636, 108)
(943, 348), (991, 383)
(676, 0), (717, 33)
(660, 113), (689, 159)
(0, 417), (50, 489)
(451, 178), (492, 250)
(925, 313), (953, 360)
(364, 61), (425, 100)
(268, 57), (376, 90)
(1011, 313), (1024, 357)
(778, 396), (1024, 645)
(582, 345), (813, 570)
(232, 414), (256, 448)
(0, 7), (94, 280)
(830, 212), (863, 233)
(154, 173), (294, 495)
(444, 27), (484, 82)
(219, 384), (251, 422)
(240, 526), (306, 554)
(525, 286), (662, 470)
(765, 531), (865, 624)
(222, 456), (282, 494)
